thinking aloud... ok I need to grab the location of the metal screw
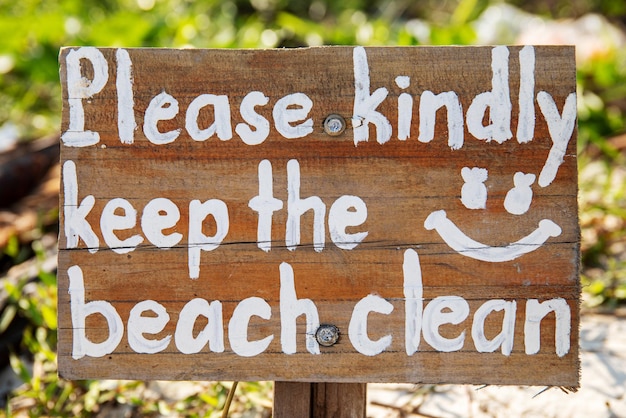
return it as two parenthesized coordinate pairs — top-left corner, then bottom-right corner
(315, 324), (340, 347)
(323, 114), (346, 136)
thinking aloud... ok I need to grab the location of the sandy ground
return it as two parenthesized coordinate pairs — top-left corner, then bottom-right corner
(367, 313), (626, 418)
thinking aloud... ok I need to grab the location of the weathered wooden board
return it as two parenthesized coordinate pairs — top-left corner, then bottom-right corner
(58, 46), (579, 386)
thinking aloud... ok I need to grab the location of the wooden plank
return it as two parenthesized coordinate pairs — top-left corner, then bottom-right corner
(57, 46), (579, 386)
(273, 382), (366, 417)
(312, 383), (366, 418)
(273, 382), (311, 417)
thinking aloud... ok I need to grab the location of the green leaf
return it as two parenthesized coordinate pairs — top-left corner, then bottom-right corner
(38, 270), (57, 287)
(4, 234), (19, 258)
(9, 352), (32, 384)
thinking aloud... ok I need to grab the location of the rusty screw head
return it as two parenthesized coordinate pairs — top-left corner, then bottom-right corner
(323, 114), (346, 137)
(315, 324), (340, 347)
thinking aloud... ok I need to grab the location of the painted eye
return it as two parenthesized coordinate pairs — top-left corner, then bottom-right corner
(504, 172), (536, 215)
(460, 167), (488, 210)
(460, 169), (537, 215)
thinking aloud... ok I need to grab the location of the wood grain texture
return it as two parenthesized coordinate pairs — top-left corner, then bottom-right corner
(273, 382), (366, 418)
(58, 46), (579, 385)
(312, 383), (366, 418)
(273, 382), (312, 417)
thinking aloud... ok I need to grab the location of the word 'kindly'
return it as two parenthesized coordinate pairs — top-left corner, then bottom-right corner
(69, 249), (570, 359)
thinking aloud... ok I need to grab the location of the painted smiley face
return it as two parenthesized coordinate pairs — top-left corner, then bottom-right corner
(424, 92), (577, 263)
(424, 161), (571, 263)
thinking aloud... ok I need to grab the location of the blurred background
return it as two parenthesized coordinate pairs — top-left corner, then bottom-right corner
(0, 0), (624, 416)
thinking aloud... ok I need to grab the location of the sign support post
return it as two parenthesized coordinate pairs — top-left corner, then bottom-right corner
(274, 382), (366, 417)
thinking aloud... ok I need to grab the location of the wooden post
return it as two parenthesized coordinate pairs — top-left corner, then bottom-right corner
(273, 382), (311, 416)
(273, 382), (366, 417)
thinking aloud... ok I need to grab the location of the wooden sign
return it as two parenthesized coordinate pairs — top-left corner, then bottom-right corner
(58, 46), (579, 386)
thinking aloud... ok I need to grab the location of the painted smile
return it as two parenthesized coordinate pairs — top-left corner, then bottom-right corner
(424, 210), (562, 262)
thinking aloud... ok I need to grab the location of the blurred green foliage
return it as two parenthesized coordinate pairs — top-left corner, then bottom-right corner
(1, 0), (625, 139)
(508, 0), (626, 19)
(1, 0), (625, 416)
(0, 0), (495, 139)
